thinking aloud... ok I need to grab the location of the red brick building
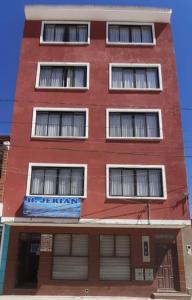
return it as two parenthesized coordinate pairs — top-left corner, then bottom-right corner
(2, 5), (191, 298)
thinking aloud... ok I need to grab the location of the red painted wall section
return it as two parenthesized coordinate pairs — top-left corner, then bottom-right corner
(3, 21), (190, 220)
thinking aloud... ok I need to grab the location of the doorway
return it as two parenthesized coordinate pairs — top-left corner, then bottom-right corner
(16, 233), (41, 288)
(156, 243), (179, 291)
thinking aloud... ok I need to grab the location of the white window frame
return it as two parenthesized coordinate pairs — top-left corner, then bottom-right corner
(106, 164), (167, 200)
(26, 163), (88, 198)
(106, 22), (156, 46)
(40, 21), (91, 45)
(106, 108), (163, 140)
(31, 107), (89, 139)
(35, 62), (90, 90)
(109, 63), (163, 91)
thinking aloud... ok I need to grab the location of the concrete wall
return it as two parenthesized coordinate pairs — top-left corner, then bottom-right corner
(182, 225), (192, 294)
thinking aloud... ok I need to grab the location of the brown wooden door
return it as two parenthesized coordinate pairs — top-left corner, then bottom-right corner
(156, 244), (178, 291)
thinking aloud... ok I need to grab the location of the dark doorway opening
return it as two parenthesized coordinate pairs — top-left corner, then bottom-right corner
(16, 233), (41, 288)
(156, 243), (179, 291)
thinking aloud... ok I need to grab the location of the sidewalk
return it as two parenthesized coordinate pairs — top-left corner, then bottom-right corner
(0, 297), (152, 300)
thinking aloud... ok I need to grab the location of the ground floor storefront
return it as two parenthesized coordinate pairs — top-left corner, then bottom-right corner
(3, 226), (186, 297)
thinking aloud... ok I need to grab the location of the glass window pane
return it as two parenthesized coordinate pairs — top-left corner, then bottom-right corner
(72, 234), (88, 256)
(55, 26), (65, 42)
(121, 114), (133, 137)
(134, 114), (146, 137)
(147, 68), (159, 88)
(44, 25), (55, 42)
(51, 68), (63, 87)
(61, 113), (73, 136)
(58, 169), (71, 195)
(136, 169), (149, 196)
(100, 235), (114, 256)
(39, 67), (52, 87)
(44, 169), (57, 195)
(74, 67), (85, 87)
(119, 26), (129, 42)
(131, 27), (142, 43)
(47, 113), (60, 136)
(73, 113), (85, 137)
(149, 169), (162, 197)
(54, 234), (71, 255)
(135, 69), (147, 89)
(35, 113), (48, 136)
(146, 113), (159, 137)
(78, 25), (88, 42)
(116, 236), (130, 257)
(71, 168), (84, 195)
(31, 169), (44, 194)
(109, 169), (122, 196)
(123, 69), (134, 88)
(69, 26), (77, 42)
(122, 169), (134, 196)
(109, 25), (119, 42)
(142, 26), (153, 43)
(112, 68), (123, 88)
(109, 113), (121, 137)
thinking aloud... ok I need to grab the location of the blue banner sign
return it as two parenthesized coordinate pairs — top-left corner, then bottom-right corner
(23, 196), (81, 218)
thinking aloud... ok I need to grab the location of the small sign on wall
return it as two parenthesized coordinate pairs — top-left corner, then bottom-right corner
(40, 234), (53, 252)
(145, 268), (154, 281)
(135, 268), (144, 281)
(142, 236), (150, 262)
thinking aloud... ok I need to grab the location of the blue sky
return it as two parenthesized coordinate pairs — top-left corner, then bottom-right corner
(0, 0), (192, 214)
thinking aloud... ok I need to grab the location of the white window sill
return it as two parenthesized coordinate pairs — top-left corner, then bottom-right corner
(31, 135), (88, 140)
(107, 196), (166, 200)
(40, 41), (90, 45)
(109, 87), (162, 92)
(35, 86), (88, 90)
(106, 137), (163, 141)
(106, 42), (156, 46)
(27, 194), (86, 199)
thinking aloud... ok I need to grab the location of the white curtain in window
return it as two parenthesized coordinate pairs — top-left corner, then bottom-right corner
(123, 69), (134, 88)
(146, 114), (158, 137)
(109, 169), (122, 196)
(74, 68), (85, 87)
(74, 114), (85, 137)
(31, 169), (44, 194)
(136, 170), (148, 196)
(135, 69), (147, 88)
(142, 27), (152, 43)
(48, 114), (60, 136)
(66, 68), (74, 87)
(69, 26), (77, 42)
(120, 27), (129, 42)
(109, 26), (119, 42)
(55, 26), (65, 42)
(78, 26), (87, 42)
(122, 169), (134, 196)
(112, 68), (123, 88)
(58, 169), (71, 195)
(132, 27), (142, 43)
(61, 114), (73, 136)
(35, 113), (48, 136)
(71, 169), (83, 195)
(149, 170), (162, 197)
(44, 169), (57, 195)
(147, 69), (158, 88)
(39, 67), (51, 87)
(135, 115), (146, 137)
(121, 114), (133, 137)
(51, 68), (63, 87)
(109, 114), (121, 137)
(44, 25), (55, 41)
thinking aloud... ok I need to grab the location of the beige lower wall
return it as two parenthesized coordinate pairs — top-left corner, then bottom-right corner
(182, 224), (192, 294)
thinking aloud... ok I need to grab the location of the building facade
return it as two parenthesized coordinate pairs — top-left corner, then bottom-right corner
(1, 5), (191, 298)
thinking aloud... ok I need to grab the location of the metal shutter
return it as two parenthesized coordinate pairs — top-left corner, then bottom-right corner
(100, 235), (131, 280)
(52, 234), (88, 280)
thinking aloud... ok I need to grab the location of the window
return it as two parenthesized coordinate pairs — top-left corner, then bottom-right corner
(107, 165), (166, 199)
(53, 234), (88, 280)
(100, 235), (131, 280)
(32, 108), (88, 139)
(36, 63), (89, 89)
(107, 109), (162, 139)
(107, 23), (155, 45)
(110, 64), (162, 90)
(27, 164), (87, 198)
(41, 22), (90, 44)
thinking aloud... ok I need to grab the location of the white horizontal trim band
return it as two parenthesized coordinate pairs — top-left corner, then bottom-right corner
(25, 5), (172, 23)
(1, 217), (191, 228)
